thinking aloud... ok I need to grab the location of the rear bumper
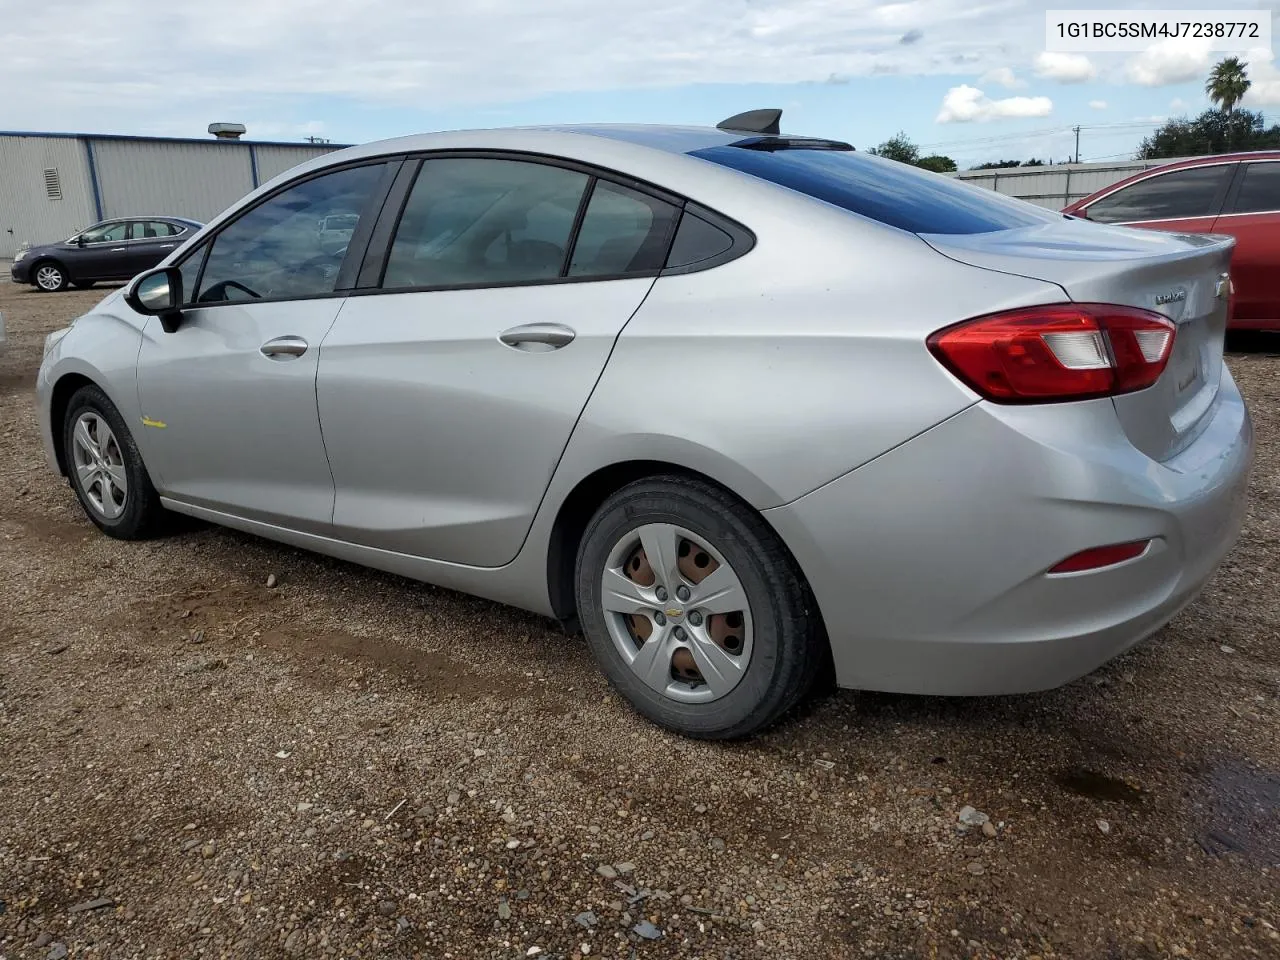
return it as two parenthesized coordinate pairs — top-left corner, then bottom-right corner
(765, 365), (1253, 695)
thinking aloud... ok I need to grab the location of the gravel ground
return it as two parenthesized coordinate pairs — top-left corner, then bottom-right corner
(1, 283), (1277, 960)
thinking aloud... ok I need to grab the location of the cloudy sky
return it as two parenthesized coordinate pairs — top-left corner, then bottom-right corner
(1, 0), (1277, 167)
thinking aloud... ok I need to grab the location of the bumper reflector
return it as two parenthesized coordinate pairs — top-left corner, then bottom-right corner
(1049, 540), (1151, 574)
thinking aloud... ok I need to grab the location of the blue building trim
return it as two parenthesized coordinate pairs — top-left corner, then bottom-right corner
(249, 144), (260, 188)
(81, 137), (105, 221)
(0, 129), (352, 150)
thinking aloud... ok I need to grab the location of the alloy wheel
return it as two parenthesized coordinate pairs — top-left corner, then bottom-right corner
(36, 265), (64, 291)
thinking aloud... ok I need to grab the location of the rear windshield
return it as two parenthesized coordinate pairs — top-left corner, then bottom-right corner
(688, 145), (1058, 235)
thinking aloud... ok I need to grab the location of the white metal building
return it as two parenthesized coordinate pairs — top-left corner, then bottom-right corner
(0, 131), (347, 259)
(951, 156), (1195, 210)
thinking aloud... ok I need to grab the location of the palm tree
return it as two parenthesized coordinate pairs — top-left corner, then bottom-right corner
(1206, 57), (1251, 115)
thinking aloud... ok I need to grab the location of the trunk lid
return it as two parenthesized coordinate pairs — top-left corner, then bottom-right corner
(919, 219), (1234, 462)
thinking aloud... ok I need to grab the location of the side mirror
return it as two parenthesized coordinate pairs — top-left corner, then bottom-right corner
(125, 266), (184, 333)
(75, 235), (86, 247)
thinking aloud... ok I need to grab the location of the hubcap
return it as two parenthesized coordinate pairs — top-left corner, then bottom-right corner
(601, 523), (753, 703)
(71, 413), (128, 520)
(37, 266), (62, 290)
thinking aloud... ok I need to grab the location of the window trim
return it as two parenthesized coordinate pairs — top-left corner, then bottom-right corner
(1219, 158), (1280, 218)
(1080, 160), (1238, 225)
(171, 155), (406, 309)
(353, 148), (751, 297)
(660, 202), (756, 277)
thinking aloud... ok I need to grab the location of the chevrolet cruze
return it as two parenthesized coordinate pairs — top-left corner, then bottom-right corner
(35, 111), (1253, 738)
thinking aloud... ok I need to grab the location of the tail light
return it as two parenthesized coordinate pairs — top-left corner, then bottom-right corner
(927, 304), (1176, 403)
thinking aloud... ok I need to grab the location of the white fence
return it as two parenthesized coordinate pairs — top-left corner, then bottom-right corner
(951, 157), (1196, 210)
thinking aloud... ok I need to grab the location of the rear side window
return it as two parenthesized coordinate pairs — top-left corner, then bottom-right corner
(688, 146), (1055, 235)
(384, 158), (588, 289)
(1085, 165), (1233, 223)
(567, 180), (679, 278)
(1231, 162), (1280, 214)
(666, 212), (734, 268)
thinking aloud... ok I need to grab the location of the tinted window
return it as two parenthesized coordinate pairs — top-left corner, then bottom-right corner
(177, 245), (207, 305)
(666, 211), (734, 268)
(1085, 165), (1232, 223)
(128, 220), (172, 240)
(688, 146), (1055, 235)
(383, 158), (589, 289)
(81, 222), (127, 243)
(195, 163), (385, 303)
(567, 181), (678, 277)
(1231, 162), (1280, 214)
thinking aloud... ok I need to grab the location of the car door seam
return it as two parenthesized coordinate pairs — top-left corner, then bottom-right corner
(315, 297), (354, 525)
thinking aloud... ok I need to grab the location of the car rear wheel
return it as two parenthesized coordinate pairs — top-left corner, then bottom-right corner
(575, 475), (824, 739)
(63, 385), (164, 539)
(34, 261), (69, 292)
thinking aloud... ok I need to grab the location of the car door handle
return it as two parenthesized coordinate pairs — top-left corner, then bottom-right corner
(260, 335), (309, 359)
(160, 244), (175, 249)
(498, 322), (576, 351)
(111, 247), (127, 252)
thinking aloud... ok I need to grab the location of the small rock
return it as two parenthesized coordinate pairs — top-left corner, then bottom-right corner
(396, 917), (411, 933)
(33, 933), (53, 948)
(296, 802), (314, 814)
(501, 810), (517, 824)
(710, 838), (726, 852)
(633, 920), (663, 940)
(694, 804), (707, 814)
(498, 900), (512, 920)
(283, 929), (302, 955)
(266, 573), (278, 588)
(414, 805), (435, 820)
(641, 830), (654, 841)
(48, 945), (69, 960)
(752, 920), (766, 933)
(581, 944), (591, 956)
(43, 645), (68, 656)
(596, 864), (618, 879)
(958, 806), (990, 828)
(189, 630), (206, 644)
(1220, 645), (1236, 654)
(982, 821), (998, 838)
(1097, 819), (1112, 835)
(447, 791), (461, 806)
(615, 862), (636, 875)
(377, 900), (398, 917)
(516, 889), (530, 901)
(527, 948), (543, 957)
(68, 897), (115, 913)
(506, 839), (520, 849)
(966, 861), (985, 876)
(574, 910), (598, 929)
(201, 843), (216, 858)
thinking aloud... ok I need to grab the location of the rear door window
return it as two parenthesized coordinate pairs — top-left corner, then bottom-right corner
(1229, 162), (1280, 215)
(567, 180), (679, 278)
(688, 145), (1057, 235)
(1084, 165), (1234, 223)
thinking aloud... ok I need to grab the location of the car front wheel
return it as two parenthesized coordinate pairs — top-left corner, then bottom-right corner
(575, 475), (825, 739)
(63, 385), (164, 539)
(34, 262), (70, 292)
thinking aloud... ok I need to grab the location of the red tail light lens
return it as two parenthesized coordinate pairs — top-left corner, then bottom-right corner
(927, 304), (1176, 403)
(1049, 539), (1151, 574)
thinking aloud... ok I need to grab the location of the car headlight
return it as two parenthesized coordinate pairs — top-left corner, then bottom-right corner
(13, 249), (27, 262)
(43, 326), (71, 358)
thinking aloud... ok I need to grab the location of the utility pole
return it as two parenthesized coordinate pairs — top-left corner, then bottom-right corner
(1073, 125), (1081, 164)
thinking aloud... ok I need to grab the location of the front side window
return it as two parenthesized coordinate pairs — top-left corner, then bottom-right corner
(567, 181), (679, 277)
(383, 158), (589, 289)
(1085, 165), (1233, 223)
(1231, 162), (1280, 215)
(80, 222), (127, 243)
(194, 163), (386, 304)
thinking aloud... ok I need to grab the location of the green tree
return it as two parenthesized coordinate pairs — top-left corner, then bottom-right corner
(1138, 108), (1280, 159)
(916, 154), (957, 173)
(1206, 57), (1251, 114)
(971, 160), (1024, 170)
(868, 131), (919, 164)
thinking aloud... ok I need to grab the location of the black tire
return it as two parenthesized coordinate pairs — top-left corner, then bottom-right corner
(575, 475), (825, 739)
(72, 280), (96, 290)
(63, 384), (165, 540)
(33, 260), (70, 292)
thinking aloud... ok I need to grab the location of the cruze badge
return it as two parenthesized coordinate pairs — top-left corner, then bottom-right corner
(1154, 290), (1187, 306)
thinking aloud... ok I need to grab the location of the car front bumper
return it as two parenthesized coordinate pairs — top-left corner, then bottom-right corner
(765, 365), (1254, 695)
(9, 258), (32, 283)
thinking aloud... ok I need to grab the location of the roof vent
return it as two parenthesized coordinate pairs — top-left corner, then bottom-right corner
(208, 122), (247, 140)
(716, 109), (782, 135)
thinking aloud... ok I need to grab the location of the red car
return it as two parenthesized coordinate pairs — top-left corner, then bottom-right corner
(1064, 151), (1280, 330)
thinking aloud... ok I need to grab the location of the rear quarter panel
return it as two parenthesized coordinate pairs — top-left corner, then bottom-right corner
(557, 194), (1070, 508)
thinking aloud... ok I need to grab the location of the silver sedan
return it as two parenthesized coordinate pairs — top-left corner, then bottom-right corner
(35, 110), (1253, 738)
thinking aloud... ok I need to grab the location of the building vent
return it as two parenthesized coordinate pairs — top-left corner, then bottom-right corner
(43, 167), (62, 201)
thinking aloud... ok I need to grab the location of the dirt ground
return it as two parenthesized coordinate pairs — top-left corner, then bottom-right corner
(0, 281), (1277, 960)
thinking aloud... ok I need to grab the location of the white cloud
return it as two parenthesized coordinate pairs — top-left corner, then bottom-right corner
(979, 67), (1026, 90)
(1125, 39), (1213, 86)
(1034, 52), (1096, 83)
(1169, 97), (1189, 112)
(936, 85), (1053, 123)
(1088, 100), (1108, 111)
(1243, 48), (1280, 106)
